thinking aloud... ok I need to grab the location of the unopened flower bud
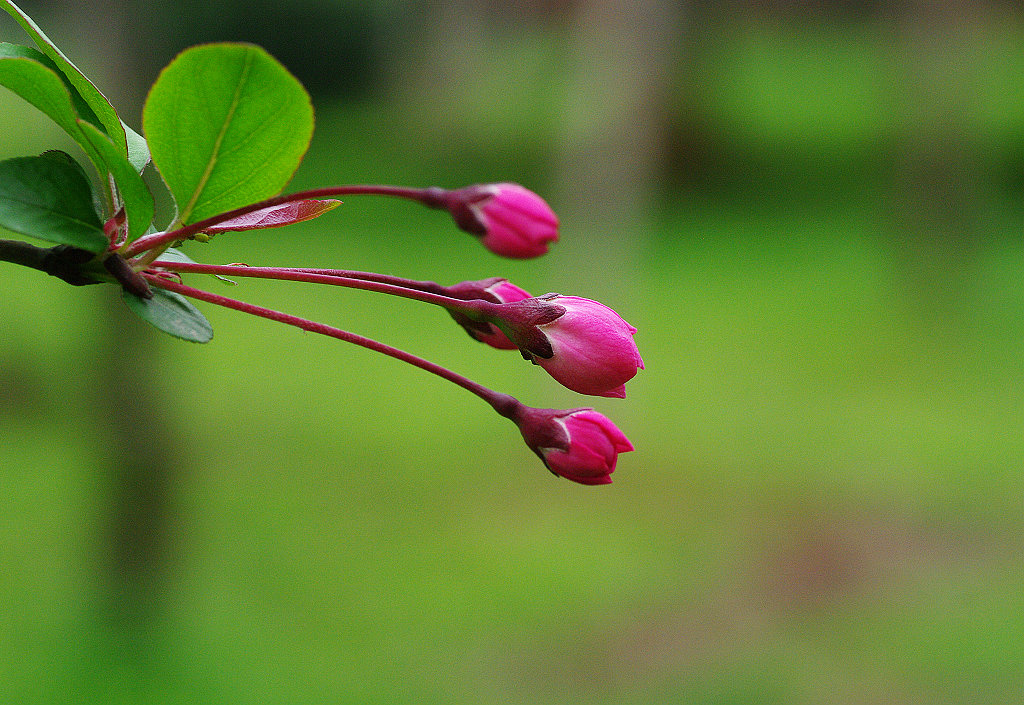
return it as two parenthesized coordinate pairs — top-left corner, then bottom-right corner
(513, 406), (633, 485)
(444, 183), (558, 259)
(446, 278), (532, 350)
(498, 295), (642, 398)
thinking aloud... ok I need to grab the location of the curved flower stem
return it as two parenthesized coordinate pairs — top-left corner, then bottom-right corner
(124, 185), (449, 257)
(144, 274), (518, 416)
(286, 268), (448, 295)
(150, 260), (497, 318)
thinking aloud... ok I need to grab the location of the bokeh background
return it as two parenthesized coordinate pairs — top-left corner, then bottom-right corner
(3, 1), (1024, 703)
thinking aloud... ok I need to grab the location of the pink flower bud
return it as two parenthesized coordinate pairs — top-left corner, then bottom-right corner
(506, 295), (642, 398)
(446, 278), (532, 350)
(445, 183), (559, 259)
(514, 406), (633, 485)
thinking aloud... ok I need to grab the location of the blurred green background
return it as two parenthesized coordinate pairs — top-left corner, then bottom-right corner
(4, 1), (1024, 703)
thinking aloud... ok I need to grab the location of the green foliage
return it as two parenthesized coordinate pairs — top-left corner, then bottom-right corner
(122, 287), (214, 343)
(0, 43), (101, 122)
(0, 0), (142, 167)
(0, 3), (323, 343)
(156, 246), (199, 264)
(76, 121), (154, 243)
(142, 43), (313, 225)
(0, 43), (154, 231)
(0, 43), (110, 179)
(0, 152), (107, 252)
(123, 123), (151, 175)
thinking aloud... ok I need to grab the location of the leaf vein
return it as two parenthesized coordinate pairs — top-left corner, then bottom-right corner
(196, 94), (303, 209)
(180, 48), (255, 223)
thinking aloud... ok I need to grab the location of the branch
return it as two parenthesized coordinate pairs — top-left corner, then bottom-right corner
(0, 239), (102, 286)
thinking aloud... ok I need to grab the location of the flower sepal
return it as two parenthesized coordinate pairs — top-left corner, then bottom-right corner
(445, 277), (534, 350)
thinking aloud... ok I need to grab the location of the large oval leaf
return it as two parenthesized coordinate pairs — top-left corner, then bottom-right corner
(143, 43), (313, 225)
(0, 152), (107, 253)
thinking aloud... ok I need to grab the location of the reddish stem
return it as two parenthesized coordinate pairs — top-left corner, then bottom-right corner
(287, 268), (447, 295)
(143, 273), (516, 415)
(150, 260), (497, 317)
(125, 185), (449, 257)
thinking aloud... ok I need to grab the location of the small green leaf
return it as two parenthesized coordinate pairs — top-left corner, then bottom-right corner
(77, 121), (154, 243)
(123, 123), (150, 173)
(0, 43), (101, 122)
(152, 248), (239, 285)
(143, 43), (313, 224)
(0, 43), (107, 173)
(153, 247), (198, 265)
(122, 287), (214, 343)
(2, 1), (130, 159)
(0, 152), (107, 252)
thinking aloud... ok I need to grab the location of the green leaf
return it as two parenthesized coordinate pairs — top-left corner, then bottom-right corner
(152, 247), (239, 285)
(0, 43), (101, 121)
(0, 43), (106, 173)
(0, 43), (149, 177)
(143, 43), (313, 224)
(77, 121), (154, 243)
(1, 1), (130, 160)
(122, 287), (214, 343)
(153, 247), (197, 265)
(124, 123), (150, 173)
(0, 152), (107, 252)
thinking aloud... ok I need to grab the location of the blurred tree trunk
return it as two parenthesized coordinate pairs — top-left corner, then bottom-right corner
(408, 0), (489, 101)
(554, 0), (684, 220)
(552, 0), (686, 289)
(95, 299), (178, 625)
(62, 4), (179, 626)
(891, 0), (988, 309)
